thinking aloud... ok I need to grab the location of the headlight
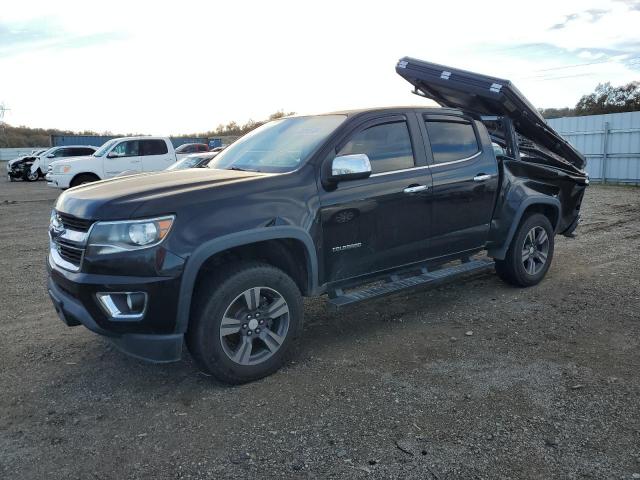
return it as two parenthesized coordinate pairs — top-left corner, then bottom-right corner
(87, 215), (175, 253)
(53, 164), (72, 174)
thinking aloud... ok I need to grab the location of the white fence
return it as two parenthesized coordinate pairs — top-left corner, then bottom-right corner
(0, 147), (47, 161)
(547, 111), (640, 184)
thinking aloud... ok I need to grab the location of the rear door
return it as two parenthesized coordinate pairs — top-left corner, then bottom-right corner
(420, 114), (499, 257)
(105, 140), (142, 177)
(140, 139), (173, 171)
(319, 113), (433, 282)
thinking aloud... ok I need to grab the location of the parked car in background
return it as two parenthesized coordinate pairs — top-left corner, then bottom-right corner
(166, 151), (219, 171)
(6, 148), (47, 182)
(7, 146), (96, 182)
(175, 143), (209, 159)
(46, 137), (177, 188)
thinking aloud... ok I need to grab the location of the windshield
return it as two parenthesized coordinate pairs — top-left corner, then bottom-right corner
(39, 147), (57, 157)
(93, 139), (118, 157)
(208, 115), (346, 173)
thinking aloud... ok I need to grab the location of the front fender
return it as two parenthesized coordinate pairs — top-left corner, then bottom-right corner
(30, 158), (42, 174)
(174, 226), (318, 334)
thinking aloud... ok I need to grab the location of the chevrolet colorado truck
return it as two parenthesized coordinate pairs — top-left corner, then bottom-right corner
(47, 58), (588, 384)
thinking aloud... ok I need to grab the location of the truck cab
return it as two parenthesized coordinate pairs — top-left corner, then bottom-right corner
(46, 137), (177, 188)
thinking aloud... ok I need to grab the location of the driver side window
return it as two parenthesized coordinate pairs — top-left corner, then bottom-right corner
(337, 121), (415, 174)
(111, 140), (140, 157)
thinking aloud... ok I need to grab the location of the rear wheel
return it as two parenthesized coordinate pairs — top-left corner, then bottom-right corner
(495, 213), (554, 287)
(70, 173), (99, 187)
(186, 261), (303, 384)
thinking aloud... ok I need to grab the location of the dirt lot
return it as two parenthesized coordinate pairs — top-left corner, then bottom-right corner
(0, 174), (639, 480)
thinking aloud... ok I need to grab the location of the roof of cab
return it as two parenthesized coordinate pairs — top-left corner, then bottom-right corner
(322, 105), (466, 117)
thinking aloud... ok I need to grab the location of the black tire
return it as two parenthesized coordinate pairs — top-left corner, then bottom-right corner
(495, 213), (555, 287)
(23, 168), (40, 182)
(70, 173), (99, 187)
(186, 261), (303, 384)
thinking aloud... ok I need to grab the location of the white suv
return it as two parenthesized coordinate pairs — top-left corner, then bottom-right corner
(46, 137), (177, 189)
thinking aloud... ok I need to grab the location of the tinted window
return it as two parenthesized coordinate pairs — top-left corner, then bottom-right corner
(197, 144), (208, 152)
(338, 121), (414, 174)
(141, 139), (168, 156)
(69, 147), (94, 156)
(424, 120), (479, 164)
(111, 140), (140, 157)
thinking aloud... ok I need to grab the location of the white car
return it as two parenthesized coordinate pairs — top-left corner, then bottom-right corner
(26, 145), (97, 181)
(46, 137), (177, 189)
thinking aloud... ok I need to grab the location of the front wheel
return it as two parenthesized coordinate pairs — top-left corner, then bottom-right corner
(23, 169), (40, 181)
(495, 213), (555, 287)
(70, 173), (99, 187)
(186, 262), (303, 384)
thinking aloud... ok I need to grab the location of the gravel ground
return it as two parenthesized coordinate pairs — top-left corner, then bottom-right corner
(1, 175), (639, 480)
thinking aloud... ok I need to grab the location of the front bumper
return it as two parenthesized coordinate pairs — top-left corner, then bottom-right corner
(46, 173), (71, 188)
(47, 256), (184, 363)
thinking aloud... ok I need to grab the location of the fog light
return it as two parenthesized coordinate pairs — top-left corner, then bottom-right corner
(96, 292), (147, 321)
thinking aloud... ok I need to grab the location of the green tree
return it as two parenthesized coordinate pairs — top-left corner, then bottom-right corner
(575, 81), (640, 116)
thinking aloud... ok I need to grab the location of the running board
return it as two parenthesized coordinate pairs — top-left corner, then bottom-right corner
(327, 259), (494, 310)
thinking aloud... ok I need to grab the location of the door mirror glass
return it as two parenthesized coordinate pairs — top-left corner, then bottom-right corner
(330, 154), (372, 182)
(46, 153), (55, 158)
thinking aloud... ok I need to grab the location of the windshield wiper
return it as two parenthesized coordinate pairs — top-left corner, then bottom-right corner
(228, 166), (260, 172)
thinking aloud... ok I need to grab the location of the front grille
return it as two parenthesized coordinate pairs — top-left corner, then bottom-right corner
(58, 212), (94, 232)
(56, 242), (84, 267)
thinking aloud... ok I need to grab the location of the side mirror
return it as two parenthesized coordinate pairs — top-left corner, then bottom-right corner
(329, 154), (372, 182)
(107, 151), (121, 158)
(46, 154), (55, 158)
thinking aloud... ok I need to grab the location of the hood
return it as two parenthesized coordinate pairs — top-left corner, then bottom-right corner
(8, 156), (35, 167)
(56, 168), (272, 220)
(50, 155), (95, 167)
(396, 56), (586, 169)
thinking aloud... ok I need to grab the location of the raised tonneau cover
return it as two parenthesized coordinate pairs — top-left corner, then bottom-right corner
(396, 56), (586, 170)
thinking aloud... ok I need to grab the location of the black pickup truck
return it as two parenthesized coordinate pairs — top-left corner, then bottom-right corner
(47, 58), (588, 383)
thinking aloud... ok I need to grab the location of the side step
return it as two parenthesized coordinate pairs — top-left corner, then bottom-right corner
(327, 259), (494, 310)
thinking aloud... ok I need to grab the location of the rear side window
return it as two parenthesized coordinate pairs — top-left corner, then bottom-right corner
(141, 139), (168, 155)
(68, 147), (94, 156)
(424, 120), (479, 164)
(338, 121), (415, 174)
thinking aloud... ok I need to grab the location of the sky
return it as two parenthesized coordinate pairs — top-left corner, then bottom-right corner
(0, 0), (639, 135)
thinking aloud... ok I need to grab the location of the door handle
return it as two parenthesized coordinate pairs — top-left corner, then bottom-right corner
(403, 185), (429, 193)
(130, 160), (141, 163)
(473, 174), (492, 182)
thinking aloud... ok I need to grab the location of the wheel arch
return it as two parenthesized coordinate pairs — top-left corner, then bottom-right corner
(70, 172), (101, 187)
(488, 196), (560, 260)
(175, 226), (318, 334)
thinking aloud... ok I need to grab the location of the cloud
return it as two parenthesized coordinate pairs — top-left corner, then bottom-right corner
(614, 0), (640, 10)
(548, 8), (611, 30)
(0, 17), (126, 58)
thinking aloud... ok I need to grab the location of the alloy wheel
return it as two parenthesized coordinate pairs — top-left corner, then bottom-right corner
(521, 226), (549, 275)
(219, 286), (290, 366)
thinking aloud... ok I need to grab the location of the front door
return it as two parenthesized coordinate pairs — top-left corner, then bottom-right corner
(319, 114), (433, 283)
(420, 115), (499, 258)
(105, 140), (143, 178)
